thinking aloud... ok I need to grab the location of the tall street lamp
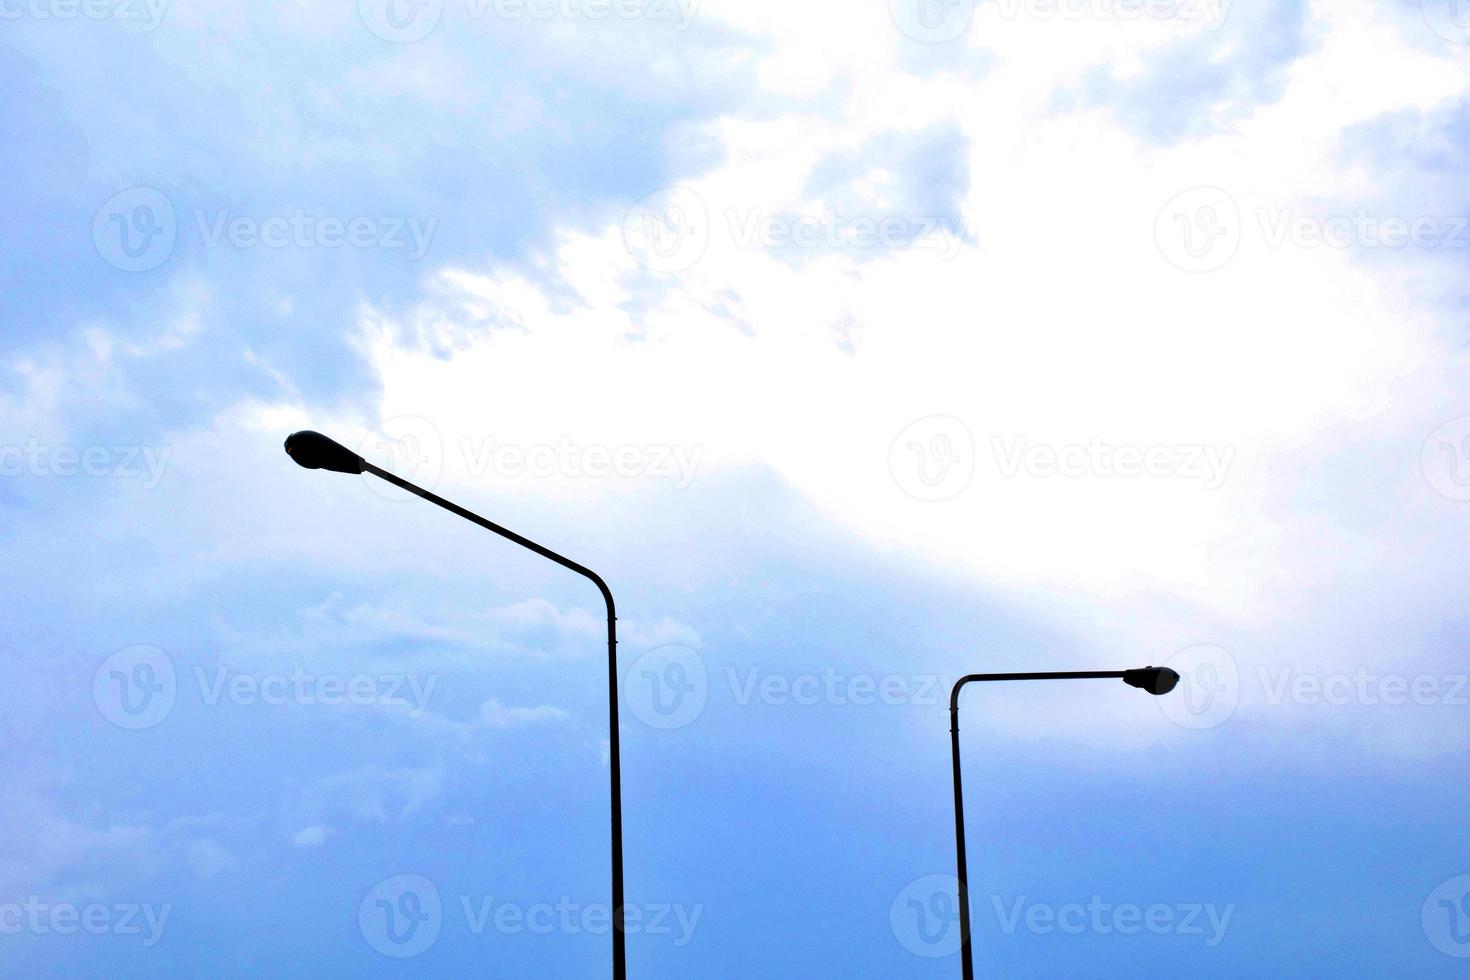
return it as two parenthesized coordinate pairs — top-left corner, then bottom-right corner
(949, 667), (1180, 980)
(284, 430), (630, 980)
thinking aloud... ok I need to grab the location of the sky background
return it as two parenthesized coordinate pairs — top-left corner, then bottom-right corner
(4, 0), (1470, 976)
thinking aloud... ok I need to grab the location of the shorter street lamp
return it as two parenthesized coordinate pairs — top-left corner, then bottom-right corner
(948, 667), (1180, 980)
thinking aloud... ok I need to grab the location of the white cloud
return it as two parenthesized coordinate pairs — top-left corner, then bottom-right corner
(291, 825), (334, 847)
(479, 698), (571, 728)
(185, 838), (237, 877)
(298, 762), (446, 823)
(338, 0), (1467, 620)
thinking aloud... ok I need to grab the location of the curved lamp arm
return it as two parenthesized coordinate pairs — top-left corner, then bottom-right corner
(285, 431), (628, 980)
(948, 667), (1178, 980)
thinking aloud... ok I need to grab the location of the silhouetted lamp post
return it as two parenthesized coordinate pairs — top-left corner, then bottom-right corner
(949, 666), (1180, 980)
(284, 430), (629, 980)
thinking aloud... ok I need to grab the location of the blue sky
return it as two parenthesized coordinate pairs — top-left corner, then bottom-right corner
(4, 0), (1470, 976)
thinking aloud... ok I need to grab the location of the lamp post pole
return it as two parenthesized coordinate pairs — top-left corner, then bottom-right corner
(948, 667), (1179, 980)
(284, 430), (628, 980)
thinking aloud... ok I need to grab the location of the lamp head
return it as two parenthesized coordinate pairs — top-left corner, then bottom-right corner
(1122, 666), (1180, 696)
(284, 431), (365, 475)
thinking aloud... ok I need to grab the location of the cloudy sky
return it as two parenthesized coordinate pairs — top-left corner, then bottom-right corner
(4, 0), (1470, 975)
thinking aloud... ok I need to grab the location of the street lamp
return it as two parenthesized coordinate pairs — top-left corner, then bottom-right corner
(284, 430), (630, 980)
(948, 667), (1179, 980)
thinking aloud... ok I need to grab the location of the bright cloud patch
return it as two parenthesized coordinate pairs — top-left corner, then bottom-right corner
(346, 0), (1466, 617)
